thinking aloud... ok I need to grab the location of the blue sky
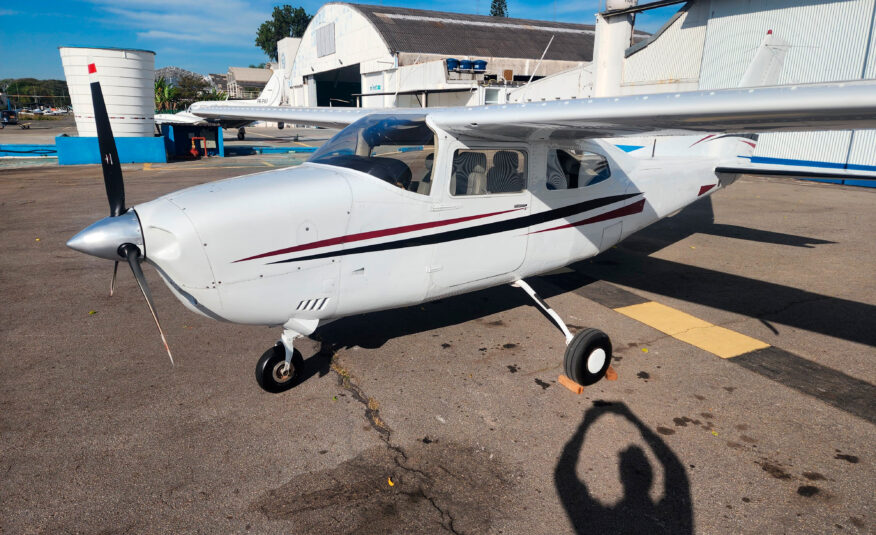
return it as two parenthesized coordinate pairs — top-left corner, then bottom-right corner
(0, 1), (680, 80)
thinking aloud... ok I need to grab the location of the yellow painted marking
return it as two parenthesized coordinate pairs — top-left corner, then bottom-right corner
(142, 162), (152, 170)
(262, 160), (274, 167)
(615, 301), (769, 359)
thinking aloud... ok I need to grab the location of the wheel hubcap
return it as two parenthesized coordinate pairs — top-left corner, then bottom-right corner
(587, 347), (607, 374)
(272, 361), (292, 383)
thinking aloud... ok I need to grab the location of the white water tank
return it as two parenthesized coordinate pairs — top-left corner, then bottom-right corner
(59, 46), (155, 137)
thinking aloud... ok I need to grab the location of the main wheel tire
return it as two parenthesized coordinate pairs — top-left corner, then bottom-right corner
(237, 128), (245, 141)
(255, 343), (303, 393)
(564, 328), (612, 386)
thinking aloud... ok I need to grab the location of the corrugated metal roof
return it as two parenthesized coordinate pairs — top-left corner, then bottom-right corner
(339, 3), (649, 62)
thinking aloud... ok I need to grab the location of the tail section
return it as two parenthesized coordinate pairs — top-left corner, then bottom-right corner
(738, 30), (790, 88)
(255, 69), (286, 106)
(616, 30), (787, 161)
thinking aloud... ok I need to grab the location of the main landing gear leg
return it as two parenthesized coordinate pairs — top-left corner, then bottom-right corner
(255, 318), (318, 393)
(512, 279), (613, 386)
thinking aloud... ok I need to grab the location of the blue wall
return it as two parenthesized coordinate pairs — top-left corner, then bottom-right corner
(0, 144), (57, 157)
(56, 136), (166, 165)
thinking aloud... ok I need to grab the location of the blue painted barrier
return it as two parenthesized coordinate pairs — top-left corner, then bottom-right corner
(56, 136), (166, 165)
(0, 144), (57, 157)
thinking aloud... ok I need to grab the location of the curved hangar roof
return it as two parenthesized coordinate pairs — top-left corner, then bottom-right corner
(336, 2), (644, 62)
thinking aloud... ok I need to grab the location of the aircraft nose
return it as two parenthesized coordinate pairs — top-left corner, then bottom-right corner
(67, 210), (145, 261)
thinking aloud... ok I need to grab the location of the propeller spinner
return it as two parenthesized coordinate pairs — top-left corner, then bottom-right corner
(66, 63), (174, 364)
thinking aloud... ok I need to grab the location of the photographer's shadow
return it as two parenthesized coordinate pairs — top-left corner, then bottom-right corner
(555, 402), (693, 534)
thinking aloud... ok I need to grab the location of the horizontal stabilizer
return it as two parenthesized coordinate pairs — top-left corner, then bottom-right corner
(715, 166), (876, 182)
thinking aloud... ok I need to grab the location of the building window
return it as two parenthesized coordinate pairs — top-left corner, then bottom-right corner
(315, 23), (336, 58)
(451, 149), (527, 196)
(546, 149), (611, 190)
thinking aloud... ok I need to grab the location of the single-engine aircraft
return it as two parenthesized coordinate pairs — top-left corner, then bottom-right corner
(68, 62), (876, 392)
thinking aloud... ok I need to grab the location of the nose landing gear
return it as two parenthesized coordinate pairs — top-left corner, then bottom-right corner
(255, 319), (319, 393)
(255, 343), (303, 393)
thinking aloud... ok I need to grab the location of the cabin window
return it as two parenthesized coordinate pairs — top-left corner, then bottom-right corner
(545, 149), (611, 190)
(450, 149), (527, 196)
(309, 114), (436, 195)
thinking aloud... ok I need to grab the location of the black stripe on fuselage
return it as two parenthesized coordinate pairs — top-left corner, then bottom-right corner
(269, 192), (642, 264)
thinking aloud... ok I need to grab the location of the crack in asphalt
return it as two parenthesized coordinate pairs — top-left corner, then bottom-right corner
(328, 356), (466, 534)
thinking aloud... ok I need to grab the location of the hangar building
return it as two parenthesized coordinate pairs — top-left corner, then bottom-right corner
(282, 2), (648, 109)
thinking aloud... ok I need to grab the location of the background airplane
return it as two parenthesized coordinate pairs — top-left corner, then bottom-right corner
(154, 68), (288, 140)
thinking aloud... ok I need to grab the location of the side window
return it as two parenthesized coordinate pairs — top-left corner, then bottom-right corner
(546, 149), (611, 190)
(451, 149), (527, 196)
(371, 145), (435, 195)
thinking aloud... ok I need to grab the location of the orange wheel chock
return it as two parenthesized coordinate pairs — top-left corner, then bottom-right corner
(558, 374), (583, 394)
(605, 365), (618, 381)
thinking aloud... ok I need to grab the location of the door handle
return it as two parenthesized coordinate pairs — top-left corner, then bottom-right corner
(514, 203), (528, 209)
(431, 203), (461, 211)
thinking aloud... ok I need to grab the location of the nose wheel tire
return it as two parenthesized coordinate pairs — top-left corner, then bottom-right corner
(255, 343), (303, 393)
(564, 328), (612, 386)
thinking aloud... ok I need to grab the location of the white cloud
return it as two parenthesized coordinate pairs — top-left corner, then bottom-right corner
(84, 0), (272, 52)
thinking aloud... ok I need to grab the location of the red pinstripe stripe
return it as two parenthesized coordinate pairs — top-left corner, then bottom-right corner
(233, 207), (525, 263)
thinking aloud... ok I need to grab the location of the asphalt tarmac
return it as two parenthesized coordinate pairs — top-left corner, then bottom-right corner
(1, 154), (873, 534)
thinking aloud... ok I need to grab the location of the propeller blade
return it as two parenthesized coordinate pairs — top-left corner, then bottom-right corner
(109, 260), (119, 297)
(121, 244), (175, 366)
(88, 63), (126, 217)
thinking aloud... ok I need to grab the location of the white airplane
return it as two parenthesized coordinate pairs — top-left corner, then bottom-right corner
(154, 69), (288, 140)
(68, 62), (876, 393)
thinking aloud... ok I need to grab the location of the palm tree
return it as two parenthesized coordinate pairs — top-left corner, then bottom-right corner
(154, 77), (167, 111)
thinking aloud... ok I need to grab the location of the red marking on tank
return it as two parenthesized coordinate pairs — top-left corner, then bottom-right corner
(88, 63), (97, 74)
(741, 140), (756, 148)
(235, 207), (525, 262)
(698, 184), (716, 196)
(530, 199), (646, 234)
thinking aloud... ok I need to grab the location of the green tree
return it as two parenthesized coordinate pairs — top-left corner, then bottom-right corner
(175, 74), (209, 108)
(154, 77), (167, 110)
(201, 88), (227, 101)
(255, 5), (313, 61)
(490, 0), (508, 17)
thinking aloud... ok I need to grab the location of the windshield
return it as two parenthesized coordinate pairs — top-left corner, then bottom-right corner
(309, 114), (437, 194)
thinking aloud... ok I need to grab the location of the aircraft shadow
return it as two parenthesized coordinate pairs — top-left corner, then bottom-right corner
(572, 198), (875, 347)
(313, 281), (569, 351)
(554, 402), (693, 535)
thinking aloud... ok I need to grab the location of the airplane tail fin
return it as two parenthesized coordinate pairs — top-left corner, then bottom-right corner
(620, 31), (788, 161)
(738, 30), (789, 88)
(255, 69), (286, 106)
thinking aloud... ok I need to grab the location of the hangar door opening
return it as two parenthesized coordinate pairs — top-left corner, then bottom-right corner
(313, 64), (361, 107)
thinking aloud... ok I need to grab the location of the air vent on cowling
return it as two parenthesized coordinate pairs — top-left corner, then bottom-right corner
(297, 298), (329, 311)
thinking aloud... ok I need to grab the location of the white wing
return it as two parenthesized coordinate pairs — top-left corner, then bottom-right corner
(428, 81), (876, 141)
(189, 103), (372, 129)
(188, 81), (876, 139)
